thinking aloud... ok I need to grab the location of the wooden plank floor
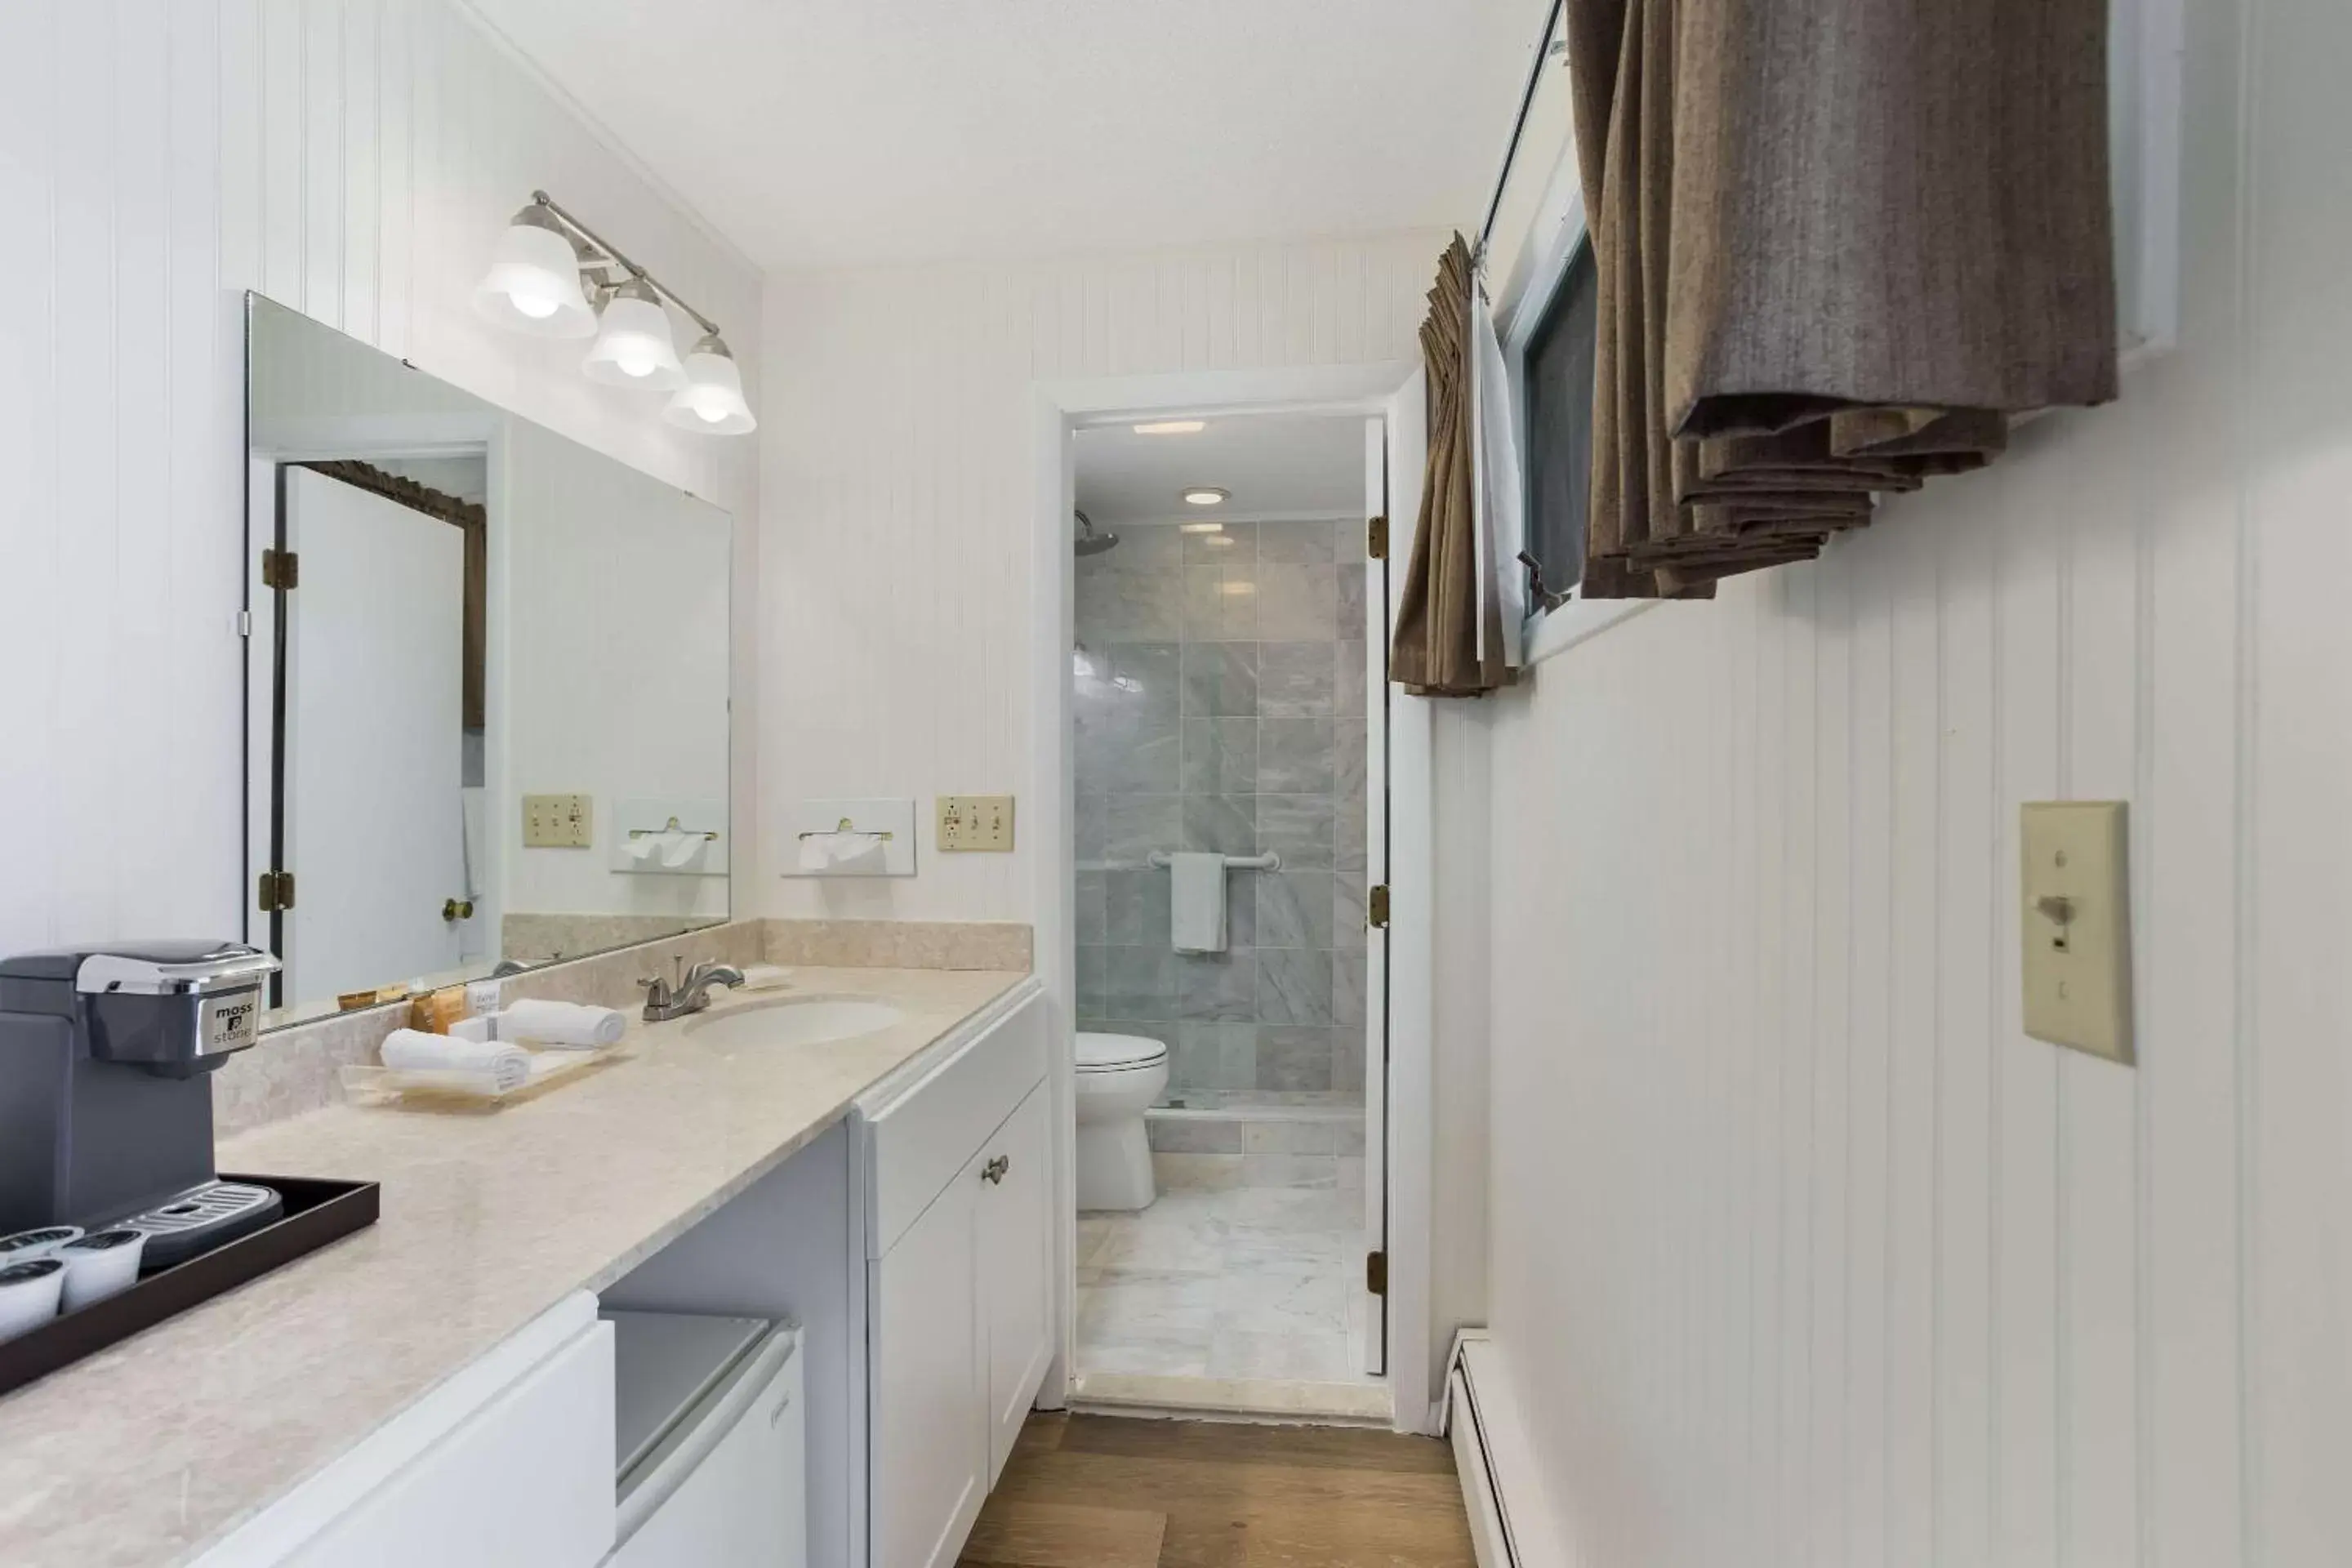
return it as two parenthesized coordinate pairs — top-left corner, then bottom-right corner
(961, 1413), (1477, 1568)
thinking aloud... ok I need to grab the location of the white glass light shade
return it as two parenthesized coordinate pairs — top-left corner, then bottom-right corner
(582, 279), (686, 390)
(471, 208), (595, 338)
(662, 335), (757, 434)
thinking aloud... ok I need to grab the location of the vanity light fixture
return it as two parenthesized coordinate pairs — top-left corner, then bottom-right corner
(663, 334), (758, 434)
(472, 205), (596, 337)
(583, 278), (687, 390)
(1134, 420), (1206, 435)
(474, 191), (755, 434)
(1181, 487), (1231, 506)
(1178, 521), (1224, 534)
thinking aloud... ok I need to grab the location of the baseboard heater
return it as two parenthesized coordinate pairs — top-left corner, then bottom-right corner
(1445, 1330), (1556, 1568)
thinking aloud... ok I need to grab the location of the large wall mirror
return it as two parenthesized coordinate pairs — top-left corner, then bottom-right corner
(244, 294), (730, 1026)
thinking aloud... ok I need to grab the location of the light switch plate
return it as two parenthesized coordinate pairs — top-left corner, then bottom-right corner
(2020, 801), (2133, 1063)
(938, 795), (1015, 853)
(523, 793), (593, 849)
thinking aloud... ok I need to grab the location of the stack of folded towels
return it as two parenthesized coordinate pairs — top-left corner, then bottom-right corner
(377, 1000), (627, 1095)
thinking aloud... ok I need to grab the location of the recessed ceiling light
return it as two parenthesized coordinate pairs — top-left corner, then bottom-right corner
(1182, 487), (1230, 506)
(1178, 522), (1224, 535)
(1134, 420), (1206, 435)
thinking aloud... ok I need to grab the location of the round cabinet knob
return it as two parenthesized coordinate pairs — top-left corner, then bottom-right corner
(982, 1156), (1010, 1185)
(441, 898), (475, 922)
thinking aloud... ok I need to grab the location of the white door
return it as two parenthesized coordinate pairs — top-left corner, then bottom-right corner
(282, 466), (467, 1001)
(1357, 416), (1392, 1377)
(979, 1083), (1054, 1483)
(872, 1171), (984, 1568)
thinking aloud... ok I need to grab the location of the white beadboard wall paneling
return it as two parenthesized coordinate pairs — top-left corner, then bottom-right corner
(0, 0), (760, 959)
(1479, 0), (2350, 1556)
(756, 233), (1445, 920)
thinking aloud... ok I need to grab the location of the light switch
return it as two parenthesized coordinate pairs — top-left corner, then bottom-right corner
(2020, 801), (2133, 1063)
(938, 795), (1015, 853)
(523, 793), (593, 849)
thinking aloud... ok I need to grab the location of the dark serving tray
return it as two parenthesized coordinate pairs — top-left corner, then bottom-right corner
(0, 1174), (380, 1398)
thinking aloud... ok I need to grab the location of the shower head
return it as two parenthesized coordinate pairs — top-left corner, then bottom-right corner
(1073, 508), (1120, 557)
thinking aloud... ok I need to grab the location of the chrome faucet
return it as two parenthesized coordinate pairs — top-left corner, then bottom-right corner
(637, 958), (746, 1022)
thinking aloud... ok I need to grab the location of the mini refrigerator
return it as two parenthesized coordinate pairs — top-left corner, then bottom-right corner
(603, 1311), (805, 1568)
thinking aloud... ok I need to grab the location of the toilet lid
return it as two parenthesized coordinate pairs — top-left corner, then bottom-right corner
(1076, 1031), (1168, 1071)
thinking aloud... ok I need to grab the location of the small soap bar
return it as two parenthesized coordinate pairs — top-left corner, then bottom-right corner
(411, 984), (470, 1036)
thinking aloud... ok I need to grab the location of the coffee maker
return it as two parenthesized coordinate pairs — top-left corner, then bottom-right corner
(0, 941), (282, 1263)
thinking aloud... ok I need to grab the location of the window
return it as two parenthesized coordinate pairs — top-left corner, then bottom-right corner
(1517, 238), (1598, 604)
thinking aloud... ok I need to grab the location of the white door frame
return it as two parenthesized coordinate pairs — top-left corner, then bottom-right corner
(1027, 360), (1441, 1433)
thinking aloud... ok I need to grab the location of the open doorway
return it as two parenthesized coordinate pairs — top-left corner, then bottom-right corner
(1066, 410), (1392, 1422)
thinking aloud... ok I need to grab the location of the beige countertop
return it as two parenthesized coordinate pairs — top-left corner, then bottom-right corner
(0, 966), (1035, 1568)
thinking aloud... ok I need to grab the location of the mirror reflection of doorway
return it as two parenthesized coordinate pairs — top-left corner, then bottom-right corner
(270, 461), (485, 1005)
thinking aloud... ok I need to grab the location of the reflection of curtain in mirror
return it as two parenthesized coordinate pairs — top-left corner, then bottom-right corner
(296, 461), (487, 730)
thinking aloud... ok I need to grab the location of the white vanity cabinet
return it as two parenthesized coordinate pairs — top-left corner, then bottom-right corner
(859, 989), (1054, 1568)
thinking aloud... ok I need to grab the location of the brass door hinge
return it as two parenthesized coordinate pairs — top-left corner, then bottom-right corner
(256, 870), (296, 912)
(1366, 1250), (1388, 1296)
(1367, 884), (1391, 929)
(261, 549), (300, 590)
(1366, 514), (1388, 560)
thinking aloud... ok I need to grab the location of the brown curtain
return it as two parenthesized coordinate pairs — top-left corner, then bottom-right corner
(1392, 235), (1513, 696)
(1566, 0), (2118, 596)
(299, 460), (488, 729)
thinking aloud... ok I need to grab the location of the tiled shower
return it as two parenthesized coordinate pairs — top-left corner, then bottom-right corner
(1072, 517), (1370, 1171)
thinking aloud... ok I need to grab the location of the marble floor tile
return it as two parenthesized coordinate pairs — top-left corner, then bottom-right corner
(1223, 1225), (1354, 1276)
(1152, 1152), (1249, 1192)
(1214, 1270), (1348, 1335)
(1240, 1152), (1339, 1189)
(1206, 1326), (1356, 1383)
(1074, 1152), (1379, 1402)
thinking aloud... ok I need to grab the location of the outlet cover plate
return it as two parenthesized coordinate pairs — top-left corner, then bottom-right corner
(523, 793), (593, 849)
(938, 795), (1015, 853)
(2020, 800), (2134, 1064)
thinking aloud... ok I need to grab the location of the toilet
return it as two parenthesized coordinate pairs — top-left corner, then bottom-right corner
(1072, 1031), (1169, 1211)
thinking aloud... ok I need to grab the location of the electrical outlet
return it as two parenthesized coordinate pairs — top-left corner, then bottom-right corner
(937, 795), (1015, 853)
(2020, 801), (2133, 1063)
(523, 793), (593, 849)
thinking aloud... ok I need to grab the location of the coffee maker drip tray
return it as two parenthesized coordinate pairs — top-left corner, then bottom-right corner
(122, 1183), (283, 1271)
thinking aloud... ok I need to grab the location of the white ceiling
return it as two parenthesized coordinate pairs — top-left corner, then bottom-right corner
(465, 0), (1539, 271)
(1074, 413), (1365, 525)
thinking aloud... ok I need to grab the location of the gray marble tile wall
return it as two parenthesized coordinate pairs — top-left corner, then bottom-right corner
(1072, 519), (1370, 1102)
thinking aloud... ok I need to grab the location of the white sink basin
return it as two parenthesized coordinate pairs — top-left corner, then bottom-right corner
(685, 995), (904, 1050)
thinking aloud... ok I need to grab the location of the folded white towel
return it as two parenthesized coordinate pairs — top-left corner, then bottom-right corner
(1169, 852), (1228, 955)
(798, 831), (886, 874)
(499, 999), (626, 1049)
(379, 1028), (529, 1093)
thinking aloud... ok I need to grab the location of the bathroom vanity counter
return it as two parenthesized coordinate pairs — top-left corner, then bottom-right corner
(0, 965), (1036, 1568)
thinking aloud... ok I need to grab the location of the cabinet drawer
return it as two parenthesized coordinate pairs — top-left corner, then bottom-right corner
(861, 990), (1045, 1258)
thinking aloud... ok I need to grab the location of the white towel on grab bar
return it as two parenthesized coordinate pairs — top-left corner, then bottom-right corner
(1169, 853), (1228, 956)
